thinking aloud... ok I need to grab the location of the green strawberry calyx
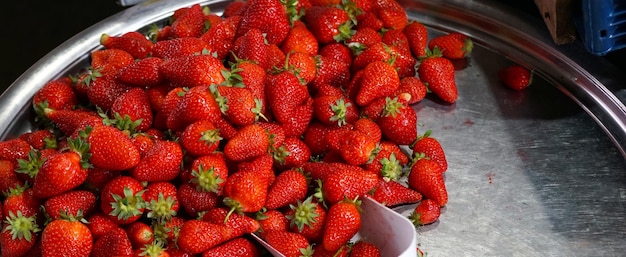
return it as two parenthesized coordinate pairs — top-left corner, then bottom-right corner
(382, 97), (405, 118)
(190, 164), (224, 193)
(146, 192), (178, 222)
(109, 187), (146, 221)
(285, 196), (320, 232)
(68, 127), (93, 170)
(330, 97), (351, 127)
(380, 153), (403, 181)
(3, 210), (41, 242)
(15, 149), (44, 178)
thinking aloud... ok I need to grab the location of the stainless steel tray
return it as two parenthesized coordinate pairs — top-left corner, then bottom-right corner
(1, 0), (625, 256)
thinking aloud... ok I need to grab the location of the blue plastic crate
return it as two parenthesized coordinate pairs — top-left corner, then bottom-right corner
(579, 0), (626, 55)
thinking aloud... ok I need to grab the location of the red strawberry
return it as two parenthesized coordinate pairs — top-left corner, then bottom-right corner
(86, 212), (119, 239)
(228, 60), (268, 115)
(285, 196), (326, 242)
(265, 71), (313, 137)
(376, 97), (418, 145)
(170, 4), (207, 38)
(83, 125), (141, 171)
(131, 140), (183, 182)
(3, 185), (41, 223)
(338, 130), (379, 166)
(286, 52), (318, 84)
(18, 129), (56, 150)
(304, 5), (354, 44)
(264, 230), (313, 257)
(43, 190), (97, 220)
(87, 76), (132, 111)
(364, 141), (408, 179)
(152, 37), (210, 59)
(201, 237), (259, 257)
(223, 0), (249, 17)
(264, 169), (308, 210)
(0, 211), (40, 257)
(91, 227), (133, 257)
(411, 130), (448, 172)
(44, 108), (101, 136)
(322, 164), (378, 204)
(125, 221), (154, 249)
(223, 169), (271, 215)
(189, 152), (229, 194)
(32, 77), (77, 114)
(32, 151), (88, 199)
(143, 181), (179, 222)
(319, 42), (352, 65)
(350, 241), (381, 257)
(177, 219), (234, 254)
(232, 28), (271, 70)
(0, 138), (32, 166)
(100, 176), (146, 224)
(428, 32), (473, 59)
(237, 0), (293, 45)
(235, 153), (276, 184)
(322, 198), (361, 252)
(160, 53), (225, 88)
(116, 57), (164, 87)
(176, 183), (219, 217)
(347, 27), (382, 53)
(397, 76), (427, 105)
(409, 199), (441, 226)
(408, 158), (447, 206)
(272, 137), (311, 171)
(355, 61), (400, 106)
(201, 15), (242, 60)
(498, 65), (533, 91)
(313, 94), (359, 127)
(224, 124), (270, 162)
(213, 84), (264, 126)
(109, 87), (154, 132)
(0, 160), (21, 196)
(418, 48), (458, 103)
(255, 209), (289, 238)
(165, 86), (222, 132)
(100, 31), (153, 59)
(282, 21), (319, 56)
(202, 207), (261, 236)
(41, 213), (93, 257)
(403, 21), (429, 58)
(311, 55), (351, 92)
(90, 48), (135, 79)
(353, 117), (382, 142)
(302, 121), (335, 155)
(369, 179), (422, 207)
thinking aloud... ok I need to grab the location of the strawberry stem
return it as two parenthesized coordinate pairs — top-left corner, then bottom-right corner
(285, 196), (320, 232)
(15, 150), (44, 178)
(146, 192), (177, 222)
(190, 164), (224, 193)
(3, 211), (41, 242)
(109, 187), (146, 221)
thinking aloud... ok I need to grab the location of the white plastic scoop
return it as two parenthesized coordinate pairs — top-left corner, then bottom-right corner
(252, 196), (418, 256)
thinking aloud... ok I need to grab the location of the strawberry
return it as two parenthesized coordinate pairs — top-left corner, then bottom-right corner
(347, 27), (383, 54)
(152, 37), (210, 59)
(91, 227), (133, 257)
(109, 87), (154, 132)
(310, 55), (351, 92)
(189, 152), (229, 194)
(376, 96), (418, 145)
(228, 60), (268, 114)
(321, 163), (378, 204)
(1, 161), (22, 193)
(32, 77), (77, 114)
(0, 138), (32, 165)
(498, 65), (533, 91)
(41, 213), (93, 257)
(18, 129), (56, 150)
(285, 196), (326, 242)
(212, 83), (264, 126)
(355, 61), (400, 106)
(286, 52), (318, 84)
(353, 117), (382, 142)
(32, 151), (88, 199)
(90, 48), (135, 79)
(170, 4), (207, 38)
(264, 169), (309, 210)
(382, 27), (410, 51)
(255, 209), (289, 238)
(223, 0), (248, 17)
(44, 109), (101, 136)
(338, 130), (379, 166)
(411, 130), (448, 172)
(282, 21), (319, 56)
(43, 190), (97, 220)
(83, 125), (141, 171)
(176, 182), (219, 217)
(265, 71), (314, 137)
(272, 137), (311, 171)
(135, 241), (169, 257)
(409, 198), (441, 226)
(87, 76), (132, 111)
(373, 0), (407, 30)
(179, 120), (221, 157)
(313, 94), (359, 127)
(202, 207), (261, 235)
(131, 140), (183, 182)
(160, 53), (225, 88)
(100, 176), (146, 224)
(369, 179), (422, 207)
(408, 158), (447, 206)
(403, 21), (429, 58)
(350, 241), (381, 257)
(143, 181), (179, 222)
(125, 221), (154, 249)
(201, 237), (259, 257)
(165, 86), (222, 132)
(201, 15), (242, 60)
(224, 124), (270, 162)
(418, 48), (458, 103)
(3, 184), (41, 223)
(302, 121), (335, 155)
(397, 76), (427, 104)
(235, 153), (277, 184)
(322, 198), (361, 252)
(232, 28), (271, 70)
(304, 5), (354, 44)
(0, 211), (40, 257)
(364, 141), (408, 180)
(428, 32), (473, 59)
(237, 0), (293, 45)
(312, 245), (350, 257)
(264, 230), (313, 257)
(177, 219), (234, 254)
(223, 169), (271, 215)
(100, 31), (153, 59)
(86, 212), (119, 239)
(319, 43), (352, 65)
(116, 57), (165, 87)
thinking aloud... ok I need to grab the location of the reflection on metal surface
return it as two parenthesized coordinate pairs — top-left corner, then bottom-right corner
(0, 0), (624, 256)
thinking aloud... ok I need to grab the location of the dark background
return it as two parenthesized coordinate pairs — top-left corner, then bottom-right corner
(0, 1), (624, 93)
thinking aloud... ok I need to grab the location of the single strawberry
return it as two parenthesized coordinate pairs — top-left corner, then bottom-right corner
(322, 164), (378, 204)
(313, 94), (359, 127)
(87, 75), (132, 111)
(160, 53), (225, 88)
(43, 190), (97, 220)
(319, 42), (353, 65)
(18, 129), (56, 150)
(264, 230), (313, 257)
(355, 61), (400, 107)
(417, 48), (458, 103)
(3, 185), (42, 223)
(100, 31), (153, 59)
(286, 52), (318, 84)
(200, 237), (260, 257)
(44, 108), (101, 136)
(338, 130), (379, 166)
(428, 32), (473, 59)
(212, 83), (265, 126)
(373, 0), (407, 30)
(0, 138), (32, 165)
(272, 137), (311, 171)
(498, 65), (533, 91)
(350, 41), (393, 73)
(91, 227), (133, 257)
(176, 182), (219, 217)
(86, 212), (119, 239)
(125, 221), (154, 249)
(255, 209), (289, 238)
(353, 117), (382, 142)
(376, 96), (418, 145)
(32, 77), (77, 115)
(116, 57), (165, 87)
(100, 176), (146, 224)
(90, 48), (135, 79)
(408, 158), (447, 206)
(382, 27), (411, 51)
(0, 160), (22, 193)
(131, 140), (183, 182)
(223, 169), (271, 215)
(236, 0), (293, 45)
(143, 181), (179, 222)
(41, 212), (93, 257)
(165, 86), (222, 132)
(201, 15), (242, 60)
(369, 179), (422, 207)
(170, 4), (207, 38)
(403, 21), (429, 58)
(409, 198), (441, 226)
(176, 219), (234, 254)
(32, 151), (88, 199)
(282, 21), (319, 56)
(152, 37), (210, 59)
(304, 5), (354, 44)
(311, 55), (351, 92)
(202, 207), (261, 236)
(109, 87), (154, 132)
(232, 28), (271, 70)
(322, 198), (361, 252)
(228, 60), (268, 116)
(364, 141), (409, 179)
(347, 27), (383, 54)
(189, 152), (229, 194)
(285, 196), (326, 242)
(224, 124), (270, 162)
(350, 240), (381, 257)
(265, 71), (313, 137)
(302, 121), (335, 155)
(411, 130), (448, 172)
(264, 169), (309, 210)
(82, 125), (141, 171)
(0, 211), (40, 257)
(397, 76), (427, 104)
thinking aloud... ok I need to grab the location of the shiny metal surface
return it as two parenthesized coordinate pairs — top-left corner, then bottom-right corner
(0, 0), (625, 256)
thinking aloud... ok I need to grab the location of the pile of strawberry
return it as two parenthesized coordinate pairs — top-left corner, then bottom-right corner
(0, 0), (473, 256)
